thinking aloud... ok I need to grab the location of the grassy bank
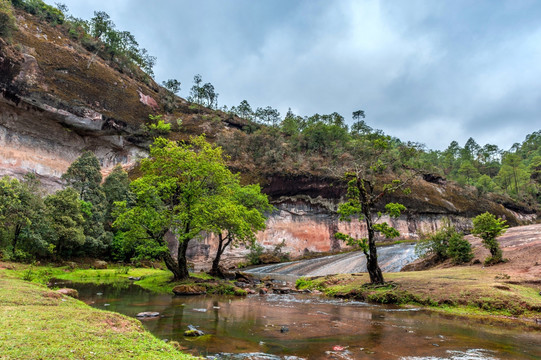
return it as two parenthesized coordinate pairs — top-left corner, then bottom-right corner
(296, 266), (541, 323)
(1, 262), (246, 296)
(0, 271), (199, 359)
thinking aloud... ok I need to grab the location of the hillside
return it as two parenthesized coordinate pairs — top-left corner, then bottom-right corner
(0, 2), (538, 265)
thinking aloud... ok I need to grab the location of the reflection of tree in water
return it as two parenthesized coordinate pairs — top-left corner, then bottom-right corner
(368, 312), (384, 345)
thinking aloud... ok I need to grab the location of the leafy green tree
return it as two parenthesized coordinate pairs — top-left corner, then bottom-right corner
(334, 136), (412, 284)
(335, 171), (407, 284)
(102, 165), (131, 230)
(206, 182), (271, 276)
(235, 100), (254, 120)
(162, 79), (181, 94)
(44, 187), (86, 259)
(457, 160), (480, 185)
(114, 135), (240, 280)
(255, 106), (281, 127)
(0, 175), (49, 259)
(62, 151), (108, 255)
(471, 212), (508, 265)
(90, 10), (113, 40)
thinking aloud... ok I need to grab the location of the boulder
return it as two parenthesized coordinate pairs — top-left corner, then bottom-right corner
(56, 288), (78, 298)
(136, 312), (160, 318)
(128, 276), (141, 281)
(259, 287), (268, 295)
(184, 325), (204, 337)
(92, 260), (108, 269)
(172, 284), (206, 296)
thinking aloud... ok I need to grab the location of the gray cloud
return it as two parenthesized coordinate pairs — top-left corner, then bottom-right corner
(58, 0), (541, 150)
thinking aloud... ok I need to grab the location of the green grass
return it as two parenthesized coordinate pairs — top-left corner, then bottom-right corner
(0, 276), (199, 360)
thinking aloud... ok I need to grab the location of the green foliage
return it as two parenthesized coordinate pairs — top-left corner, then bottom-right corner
(415, 219), (473, 264)
(447, 233), (474, 264)
(188, 74), (219, 109)
(0, 0), (16, 38)
(62, 151), (108, 256)
(102, 165), (131, 230)
(140, 114), (171, 139)
(472, 212), (508, 264)
(12, 0), (64, 24)
(44, 187), (85, 259)
(114, 135), (264, 279)
(247, 243), (264, 265)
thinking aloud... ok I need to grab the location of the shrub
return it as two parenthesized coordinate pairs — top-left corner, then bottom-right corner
(447, 232), (474, 264)
(0, 0), (16, 38)
(472, 212), (508, 265)
(415, 218), (472, 264)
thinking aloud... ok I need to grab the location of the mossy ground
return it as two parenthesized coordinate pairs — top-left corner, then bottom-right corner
(0, 266), (199, 360)
(296, 265), (541, 323)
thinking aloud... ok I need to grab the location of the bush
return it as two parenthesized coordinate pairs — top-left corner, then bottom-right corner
(447, 232), (474, 264)
(0, 0), (16, 38)
(472, 212), (507, 265)
(416, 218), (472, 264)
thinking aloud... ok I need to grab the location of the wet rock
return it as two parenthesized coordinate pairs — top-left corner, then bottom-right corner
(246, 289), (257, 295)
(184, 324), (204, 337)
(92, 260), (108, 269)
(234, 281), (250, 288)
(259, 288), (268, 295)
(128, 276), (141, 281)
(235, 271), (255, 283)
(280, 326), (289, 333)
(136, 311), (160, 318)
(273, 287), (293, 294)
(56, 288), (78, 298)
(96, 292), (103, 296)
(172, 284), (206, 296)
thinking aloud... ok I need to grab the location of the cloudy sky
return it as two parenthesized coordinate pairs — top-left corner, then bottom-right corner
(56, 0), (541, 150)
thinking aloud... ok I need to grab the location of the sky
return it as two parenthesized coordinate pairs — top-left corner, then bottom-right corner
(55, 0), (541, 151)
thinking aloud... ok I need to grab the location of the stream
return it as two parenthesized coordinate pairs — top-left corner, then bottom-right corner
(60, 281), (541, 360)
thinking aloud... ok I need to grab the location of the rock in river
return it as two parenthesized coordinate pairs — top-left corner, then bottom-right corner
(172, 284), (207, 295)
(184, 324), (205, 337)
(136, 312), (160, 318)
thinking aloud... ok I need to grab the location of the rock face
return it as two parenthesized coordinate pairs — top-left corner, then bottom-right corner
(184, 179), (537, 270)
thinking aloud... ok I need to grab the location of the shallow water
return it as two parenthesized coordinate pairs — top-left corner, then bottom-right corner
(63, 282), (541, 360)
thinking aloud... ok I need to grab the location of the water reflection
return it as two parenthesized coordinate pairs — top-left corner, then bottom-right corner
(61, 281), (541, 360)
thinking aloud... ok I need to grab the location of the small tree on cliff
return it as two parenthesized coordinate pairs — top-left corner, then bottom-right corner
(471, 212), (508, 265)
(335, 135), (412, 285)
(113, 135), (266, 280)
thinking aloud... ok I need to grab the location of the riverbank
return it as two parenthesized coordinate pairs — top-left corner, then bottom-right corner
(295, 265), (541, 325)
(0, 270), (199, 359)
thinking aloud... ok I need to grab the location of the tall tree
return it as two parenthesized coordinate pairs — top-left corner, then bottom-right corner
(114, 136), (240, 280)
(207, 183), (271, 276)
(62, 151), (108, 255)
(44, 187), (86, 259)
(335, 136), (411, 284)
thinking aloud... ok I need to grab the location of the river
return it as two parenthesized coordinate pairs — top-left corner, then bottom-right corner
(63, 281), (541, 360)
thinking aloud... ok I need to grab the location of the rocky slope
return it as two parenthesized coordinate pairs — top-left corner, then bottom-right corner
(0, 8), (537, 269)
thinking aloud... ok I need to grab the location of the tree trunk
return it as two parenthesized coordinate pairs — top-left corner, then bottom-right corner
(174, 238), (191, 280)
(12, 224), (21, 251)
(358, 178), (384, 285)
(210, 233), (233, 278)
(364, 214), (385, 285)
